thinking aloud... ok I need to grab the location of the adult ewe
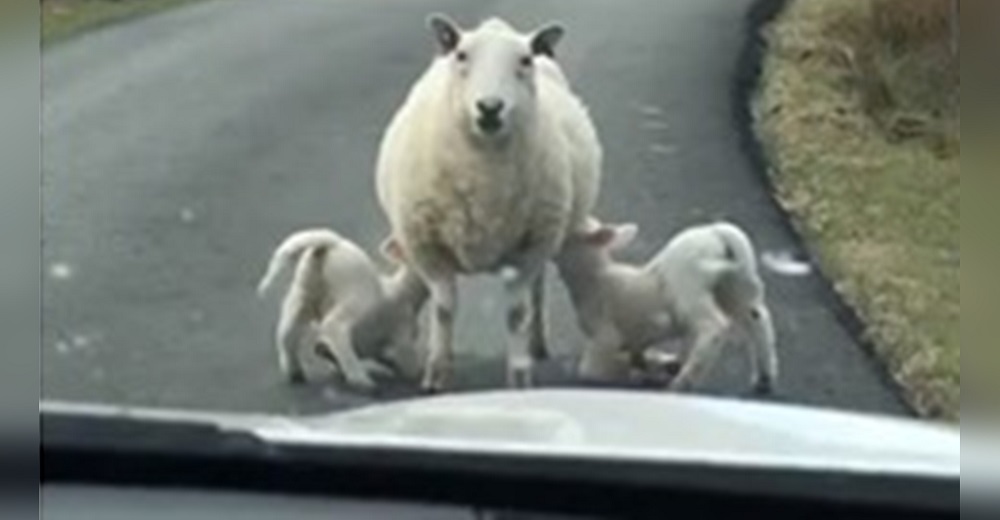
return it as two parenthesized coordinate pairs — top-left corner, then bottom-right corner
(375, 14), (602, 391)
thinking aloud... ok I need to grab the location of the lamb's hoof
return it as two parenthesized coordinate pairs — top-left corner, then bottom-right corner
(667, 380), (694, 394)
(314, 342), (340, 368)
(286, 370), (307, 386)
(642, 351), (682, 377)
(340, 371), (376, 392)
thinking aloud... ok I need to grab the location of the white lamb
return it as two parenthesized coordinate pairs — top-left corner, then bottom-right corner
(256, 229), (428, 391)
(375, 14), (602, 391)
(555, 219), (778, 395)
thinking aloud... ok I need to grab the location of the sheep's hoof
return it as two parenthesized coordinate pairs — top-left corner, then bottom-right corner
(507, 367), (534, 389)
(751, 377), (776, 397)
(420, 382), (444, 395)
(529, 339), (549, 362)
(420, 374), (447, 394)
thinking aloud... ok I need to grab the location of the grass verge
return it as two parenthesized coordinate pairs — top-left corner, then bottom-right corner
(754, 0), (959, 420)
(42, 0), (201, 45)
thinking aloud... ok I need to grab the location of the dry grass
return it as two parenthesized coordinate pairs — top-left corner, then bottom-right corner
(755, 0), (959, 420)
(42, 0), (200, 44)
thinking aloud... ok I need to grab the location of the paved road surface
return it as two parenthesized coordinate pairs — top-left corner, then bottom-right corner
(42, 0), (909, 416)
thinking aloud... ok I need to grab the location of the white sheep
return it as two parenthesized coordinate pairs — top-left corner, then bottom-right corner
(257, 229), (428, 391)
(554, 219), (778, 395)
(375, 14), (602, 391)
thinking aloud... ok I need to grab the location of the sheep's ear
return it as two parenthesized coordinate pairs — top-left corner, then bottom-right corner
(427, 13), (462, 54)
(608, 223), (639, 251)
(380, 237), (405, 264)
(530, 23), (565, 57)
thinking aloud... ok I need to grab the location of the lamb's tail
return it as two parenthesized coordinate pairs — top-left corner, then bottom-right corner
(709, 222), (759, 277)
(257, 229), (343, 298)
(698, 222), (766, 303)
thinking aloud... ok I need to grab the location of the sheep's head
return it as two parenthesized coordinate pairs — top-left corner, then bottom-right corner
(427, 14), (564, 145)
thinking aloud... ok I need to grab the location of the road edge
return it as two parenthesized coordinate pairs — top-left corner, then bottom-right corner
(731, 0), (916, 416)
(43, 0), (202, 48)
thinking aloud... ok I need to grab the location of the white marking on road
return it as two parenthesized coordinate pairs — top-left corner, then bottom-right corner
(179, 208), (196, 223)
(49, 263), (74, 281)
(55, 341), (71, 355)
(641, 120), (671, 131)
(71, 334), (91, 349)
(636, 103), (665, 117)
(762, 250), (813, 277)
(649, 143), (678, 155)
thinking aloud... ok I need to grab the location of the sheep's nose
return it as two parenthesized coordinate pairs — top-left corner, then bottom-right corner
(476, 97), (505, 117)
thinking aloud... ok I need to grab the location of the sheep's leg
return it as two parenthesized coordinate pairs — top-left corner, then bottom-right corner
(422, 277), (457, 393)
(504, 272), (542, 388)
(317, 314), (377, 392)
(275, 298), (309, 384)
(669, 308), (730, 393)
(743, 305), (778, 396)
(527, 273), (549, 361)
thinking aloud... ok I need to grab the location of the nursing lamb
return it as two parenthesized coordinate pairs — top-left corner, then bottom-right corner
(375, 15), (602, 391)
(257, 229), (428, 391)
(555, 220), (778, 395)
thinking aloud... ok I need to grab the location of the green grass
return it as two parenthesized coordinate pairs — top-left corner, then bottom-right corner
(42, 0), (201, 45)
(754, 0), (959, 420)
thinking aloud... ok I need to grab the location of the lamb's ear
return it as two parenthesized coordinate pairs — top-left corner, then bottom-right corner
(379, 237), (405, 264)
(583, 227), (617, 248)
(427, 13), (462, 54)
(607, 223), (639, 251)
(530, 23), (565, 57)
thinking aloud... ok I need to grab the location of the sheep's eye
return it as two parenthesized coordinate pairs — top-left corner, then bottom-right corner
(519, 55), (533, 67)
(455, 51), (468, 63)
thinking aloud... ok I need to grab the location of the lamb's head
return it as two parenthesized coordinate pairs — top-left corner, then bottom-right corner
(559, 219), (639, 267)
(427, 14), (565, 145)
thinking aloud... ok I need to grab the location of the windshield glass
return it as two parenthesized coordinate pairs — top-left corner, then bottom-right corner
(40, 0), (958, 433)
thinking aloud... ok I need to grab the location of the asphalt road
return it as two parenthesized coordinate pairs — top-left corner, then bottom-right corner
(41, 0), (909, 416)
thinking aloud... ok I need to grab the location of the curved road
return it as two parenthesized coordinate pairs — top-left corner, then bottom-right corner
(42, 0), (908, 416)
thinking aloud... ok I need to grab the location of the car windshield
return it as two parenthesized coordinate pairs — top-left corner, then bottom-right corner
(37, 0), (957, 439)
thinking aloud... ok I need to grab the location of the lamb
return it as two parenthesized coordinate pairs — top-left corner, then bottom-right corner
(554, 219), (778, 395)
(256, 229), (428, 391)
(374, 14), (602, 391)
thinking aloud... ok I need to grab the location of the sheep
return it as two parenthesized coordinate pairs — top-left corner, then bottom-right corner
(554, 219), (778, 395)
(374, 14), (602, 391)
(256, 229), (429, 391)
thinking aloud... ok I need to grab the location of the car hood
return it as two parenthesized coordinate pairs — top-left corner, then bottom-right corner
(257, 390), (958, 478)
(43, 390), (959, 478)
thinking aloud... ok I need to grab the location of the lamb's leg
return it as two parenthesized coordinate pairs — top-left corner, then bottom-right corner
(422, 277), (457, 393)
(527, 273), (549, 361)
(317, 314), (377, 392)
(275, 298), (308, 384)
(578, 325), (628, 383)
(669, 307), (730, 393)
(743, 305), (778, 396)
